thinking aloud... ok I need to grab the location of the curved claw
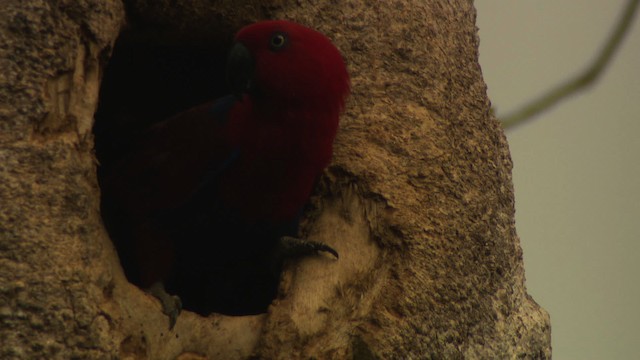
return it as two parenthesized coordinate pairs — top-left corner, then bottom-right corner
(312, 242), (339, 259)
(147, 281), (182, 330)
(277, 236), (339, 260)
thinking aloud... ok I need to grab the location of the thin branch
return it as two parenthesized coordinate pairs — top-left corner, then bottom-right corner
(501, 0), (639, 129)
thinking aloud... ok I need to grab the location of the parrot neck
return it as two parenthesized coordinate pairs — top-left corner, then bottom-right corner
(239, 96), (340, 162)
(218, 97), (340, 222)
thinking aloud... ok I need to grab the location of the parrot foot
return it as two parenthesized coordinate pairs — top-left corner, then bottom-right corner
(147, 281), (182, 330)
(277, 236), (339, 260)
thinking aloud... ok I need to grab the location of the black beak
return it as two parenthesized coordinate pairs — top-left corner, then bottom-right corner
(226, 42), (254, 99)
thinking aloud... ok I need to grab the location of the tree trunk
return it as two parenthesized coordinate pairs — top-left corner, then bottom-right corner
(0, 0), (551, 359)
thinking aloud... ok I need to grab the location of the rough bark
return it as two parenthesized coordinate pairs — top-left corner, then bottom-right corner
(0, 0), (551, 359)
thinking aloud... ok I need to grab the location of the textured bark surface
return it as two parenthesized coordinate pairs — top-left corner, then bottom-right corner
(0, 0), (551, 359)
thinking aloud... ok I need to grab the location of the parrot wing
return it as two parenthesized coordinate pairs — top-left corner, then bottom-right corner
(102, 95), (239, 222)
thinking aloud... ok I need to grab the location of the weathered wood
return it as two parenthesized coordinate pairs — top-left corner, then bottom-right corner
(0, 1), (551, 358)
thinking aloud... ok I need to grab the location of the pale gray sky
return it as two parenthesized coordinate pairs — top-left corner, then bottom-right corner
(476, 1), (640, 359)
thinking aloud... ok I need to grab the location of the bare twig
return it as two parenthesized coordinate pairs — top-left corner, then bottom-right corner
(501, 0), (639, 129)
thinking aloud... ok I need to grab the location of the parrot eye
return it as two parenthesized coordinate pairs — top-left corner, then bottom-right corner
(269, 32), (289, 51)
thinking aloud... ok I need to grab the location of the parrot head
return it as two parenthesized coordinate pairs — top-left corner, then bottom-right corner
(227, 20), (350, 115)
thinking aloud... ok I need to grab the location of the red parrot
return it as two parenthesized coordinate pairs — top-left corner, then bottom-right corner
(99, 20), (350, 327)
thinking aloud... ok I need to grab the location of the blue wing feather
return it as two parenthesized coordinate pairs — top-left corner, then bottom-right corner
(210, 94), (237, 125)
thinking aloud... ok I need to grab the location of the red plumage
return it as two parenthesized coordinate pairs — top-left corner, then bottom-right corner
(100, 20), (350, 317)
(222, 20), (349, 221)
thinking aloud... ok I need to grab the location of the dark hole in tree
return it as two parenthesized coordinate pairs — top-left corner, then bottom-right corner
(94, 27), (282, 317)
